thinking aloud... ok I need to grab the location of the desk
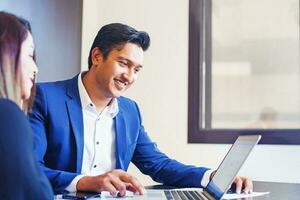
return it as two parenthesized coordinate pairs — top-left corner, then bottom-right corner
(252, 181), (299, 200)
(146, 181), (300, 200)
(56, 181), (299, 199)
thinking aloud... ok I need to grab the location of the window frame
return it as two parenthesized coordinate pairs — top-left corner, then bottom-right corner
(188, 0), (300, 144)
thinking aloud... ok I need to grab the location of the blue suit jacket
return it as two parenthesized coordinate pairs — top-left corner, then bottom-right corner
(29, 75), (209, 193)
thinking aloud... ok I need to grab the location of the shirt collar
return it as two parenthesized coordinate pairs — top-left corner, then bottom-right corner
(78, 71), (119, 118)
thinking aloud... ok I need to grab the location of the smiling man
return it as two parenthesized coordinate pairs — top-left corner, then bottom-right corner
(29, 23), (252, 196)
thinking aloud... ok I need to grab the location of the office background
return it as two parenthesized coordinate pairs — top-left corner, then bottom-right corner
(0, 0), (82, 81)
(2, 0), (300, 185)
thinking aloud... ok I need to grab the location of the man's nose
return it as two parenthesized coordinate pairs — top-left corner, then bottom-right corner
(123, 68), (135, 83)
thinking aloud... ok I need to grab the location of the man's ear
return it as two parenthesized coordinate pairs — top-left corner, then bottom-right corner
(91, 47), (103, 66)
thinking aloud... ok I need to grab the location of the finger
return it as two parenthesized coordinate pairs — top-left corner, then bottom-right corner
(108, 174), (127, 196)
(113, 170), (144, 193)
(125, 182), (138, 193)
(243, 178), (253, 194)
(102, 181), (118, 196)
(118, 172), (145, 195)
(234, 177), (243, 194)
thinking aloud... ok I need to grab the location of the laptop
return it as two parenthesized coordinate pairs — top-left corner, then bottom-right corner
(130, 135), (261, 200)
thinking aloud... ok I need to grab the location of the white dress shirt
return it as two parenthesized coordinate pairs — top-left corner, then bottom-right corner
(201, 169), (214, 187)
(66, 72), (118, 192)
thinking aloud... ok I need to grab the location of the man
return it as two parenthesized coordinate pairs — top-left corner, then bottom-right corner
(29, 23), (252, 196)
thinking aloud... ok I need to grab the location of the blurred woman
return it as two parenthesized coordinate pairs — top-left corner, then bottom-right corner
(0, 11), (53, 199)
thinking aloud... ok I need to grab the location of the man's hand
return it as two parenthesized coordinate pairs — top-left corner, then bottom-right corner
(76, 169), (145, 197)
(232, 176), (253, 194)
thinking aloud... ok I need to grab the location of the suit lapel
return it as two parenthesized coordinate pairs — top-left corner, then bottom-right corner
(66, 75), (84, 173)
(115, 109), (128, 170)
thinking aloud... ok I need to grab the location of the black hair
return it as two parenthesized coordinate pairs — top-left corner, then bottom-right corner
(87, 23), (150, 69)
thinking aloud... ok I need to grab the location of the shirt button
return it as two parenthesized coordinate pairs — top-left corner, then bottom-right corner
(96, 141), (99, 145)
(93, 165), (97, 168)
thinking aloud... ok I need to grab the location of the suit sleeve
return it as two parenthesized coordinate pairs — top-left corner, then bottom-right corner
(29, 85), (79, 193)
(131, 102), (210, 188)
(0, 99), (53, 199)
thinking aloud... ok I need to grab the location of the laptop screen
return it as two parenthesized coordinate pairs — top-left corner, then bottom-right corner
(205, 135), (261, 200)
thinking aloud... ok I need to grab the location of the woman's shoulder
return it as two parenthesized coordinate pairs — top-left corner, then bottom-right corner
(0, 98), (23, 116)
(0, 98), (21, 110)
(0, 98), (28, 131)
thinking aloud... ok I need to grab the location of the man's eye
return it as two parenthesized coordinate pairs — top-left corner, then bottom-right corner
(134, 68), (140, 73)
(119, 61), (127, 66)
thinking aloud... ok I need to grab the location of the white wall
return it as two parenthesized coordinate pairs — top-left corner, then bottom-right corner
(82, 0), (300, 185)
(0, 0), (82, 82)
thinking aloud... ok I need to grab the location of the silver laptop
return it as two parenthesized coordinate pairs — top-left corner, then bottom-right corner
(134, 135), (261, 200)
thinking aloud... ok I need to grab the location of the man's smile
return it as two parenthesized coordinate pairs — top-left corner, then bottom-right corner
(114, 78), (127, 90)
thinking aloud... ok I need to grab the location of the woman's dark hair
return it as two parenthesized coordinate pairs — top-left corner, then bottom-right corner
(0, 11), (35, 113)
(88, 23), (150, 69)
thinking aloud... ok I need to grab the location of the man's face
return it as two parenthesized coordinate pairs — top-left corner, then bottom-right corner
(92, 43), (144, 99)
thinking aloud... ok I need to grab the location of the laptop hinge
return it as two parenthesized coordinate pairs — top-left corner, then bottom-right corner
(203, 190), (216, 200)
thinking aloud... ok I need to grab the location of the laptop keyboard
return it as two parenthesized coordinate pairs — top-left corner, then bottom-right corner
(164, 190), (207, 200)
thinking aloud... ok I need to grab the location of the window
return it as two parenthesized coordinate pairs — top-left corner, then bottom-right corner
(188, 0), (300, 144)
